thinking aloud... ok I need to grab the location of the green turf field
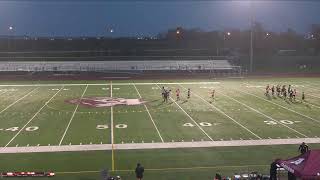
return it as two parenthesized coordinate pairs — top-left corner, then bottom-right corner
(0, 77), (319, 179)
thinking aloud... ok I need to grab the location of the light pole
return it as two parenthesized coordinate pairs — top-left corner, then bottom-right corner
(249, 1), (254, 73)
(8, 26), (14, 52)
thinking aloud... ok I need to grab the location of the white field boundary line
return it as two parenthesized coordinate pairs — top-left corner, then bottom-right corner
(110, 82), (114, 145)
(5, 86), (64, 147)
(133, 84), (164, 143)
(178, 84), (262, 140)
(155, 84), (214, 141)
(56, 164), (269, 174)
(0, 88), (39, 115)
(238, 88), (320, 125)
(219, 90), (308, 138)
(1, 138), (320, 153)
(58, 85), (88, 146)
(0, 82), (221, 87)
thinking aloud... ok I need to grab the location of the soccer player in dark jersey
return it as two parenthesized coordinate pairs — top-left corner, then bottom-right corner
(161, 87), (166, 102)
(302, 92), (305, 101)
(298, 142), (309, 154)
(265, 84), (270, 96)
(288, 84), (291, 94)
(187, 88), (191, 99)
(276, 85), (281, 96)
(271, 85), (275, 96)
(281, 85), (286, 97)
(283, 90), (287, 100)
(135, 163), (145, 180)
(211, 89), (215, 100)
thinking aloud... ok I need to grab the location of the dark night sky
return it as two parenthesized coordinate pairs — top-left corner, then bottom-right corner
(0, 1), (319, 37)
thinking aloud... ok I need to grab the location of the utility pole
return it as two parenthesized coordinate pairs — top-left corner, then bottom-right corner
(249, 1), (254, 73)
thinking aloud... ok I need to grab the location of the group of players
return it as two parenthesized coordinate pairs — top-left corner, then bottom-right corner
(265, 84), (305, 101)
(161, 86), (215, 102)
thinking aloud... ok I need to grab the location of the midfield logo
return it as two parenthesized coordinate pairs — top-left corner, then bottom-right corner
(66, 97), (146, 107)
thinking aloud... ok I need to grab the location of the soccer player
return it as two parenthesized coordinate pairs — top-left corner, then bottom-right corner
(265, 84), (270, 96)
(161, 87), (166, 102)
(288, 84), (291, 94)
(281, 85), (286, 97)
(289, 89), (293, 101)
(211, 89), (215, 100)
(283, 90), (287, 100)
(298, 142), (309, 154)
(176, 88), (180, 101)
(187, 88), (191, 99)
(271, 85), (275, 96)
(293, 89), (297, 101)
(276, 85), (281, 96)
(135, 163), (145, 180)
(302, 92), (305, 101)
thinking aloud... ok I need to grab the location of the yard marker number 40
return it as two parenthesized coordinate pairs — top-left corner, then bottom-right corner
(183, 122), (212, 127)
(0, 126), (39, 132)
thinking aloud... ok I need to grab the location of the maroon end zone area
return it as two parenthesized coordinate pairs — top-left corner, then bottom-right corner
(0, 71), (319, 81)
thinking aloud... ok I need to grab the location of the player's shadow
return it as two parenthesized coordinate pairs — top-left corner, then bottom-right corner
(181, 100), (188, 104)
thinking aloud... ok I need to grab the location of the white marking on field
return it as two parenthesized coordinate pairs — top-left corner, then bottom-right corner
(5, 86), (63, 147)
(113, 88), (120, 90)
(59, 85), (88, 146)
(179, 84), (262, 140)
(157, 84), (214, 141)
(110, 83), (114, 146)
(1, 137), (320, 153)
(0, 81), (221, 87)
(219, 91), (308, 138)
(133, 84), (164, 142)
(0, 88), (38, 115)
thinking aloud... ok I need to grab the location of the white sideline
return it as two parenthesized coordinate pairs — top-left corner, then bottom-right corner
(179, 84), (262, 140)
(156, 84), (214, 141)
(58, 85), (88, 146)
(5, 86), (63, 147)
(219, 91), (308, 138)
(1, 138), (320, 154)
(0, 82), (220, 87)
(133, 84), (164, 143)
(110, 82), (114, 145)
(0, 87), (39, 114)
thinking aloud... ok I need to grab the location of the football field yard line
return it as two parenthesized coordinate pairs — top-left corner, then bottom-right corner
(5, 86), (64, 147)
(218, 90), (308, 138)
(132, 84), (164, 143)
(111, 82), (115, 172)
(58, 85), (89, 146)
(238, 88), (320, 125)
(155, 84), (214, 141)
(0, 87), (39, 115)
(178, 84), (262, 140)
